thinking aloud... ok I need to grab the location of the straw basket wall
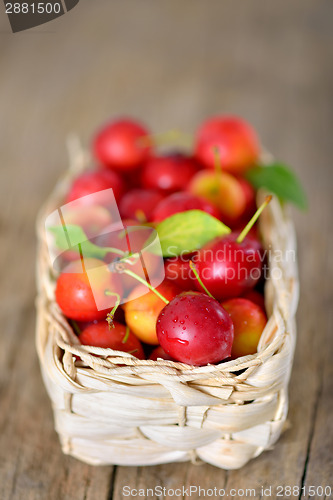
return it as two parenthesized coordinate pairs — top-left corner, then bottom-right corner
(35, 145), (299, 469)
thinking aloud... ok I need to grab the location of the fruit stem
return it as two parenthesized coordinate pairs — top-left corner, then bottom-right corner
(134, 209), (147, 223)
(213, 146), (223, 180)
(236, 195), (273, 244)
(138, 129), (192, 148)
(70, 320), (81, 336)
(122, 269), (169, 304)
(189, 261), (215, 299)
(105, 291), (121, 328)
(103, 246), (126, 257)
(122, 325), (130, 344)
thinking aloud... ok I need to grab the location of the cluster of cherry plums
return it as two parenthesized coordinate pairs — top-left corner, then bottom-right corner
(54, 115), (270, 366)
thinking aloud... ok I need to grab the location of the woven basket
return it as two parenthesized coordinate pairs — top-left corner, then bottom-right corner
(35, 142), (299, 469)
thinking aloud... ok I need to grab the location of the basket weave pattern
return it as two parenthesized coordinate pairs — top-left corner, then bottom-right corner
(35, 152), (299, 469)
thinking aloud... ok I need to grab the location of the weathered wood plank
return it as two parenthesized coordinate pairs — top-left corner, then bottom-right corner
(0, 11), (115, 498)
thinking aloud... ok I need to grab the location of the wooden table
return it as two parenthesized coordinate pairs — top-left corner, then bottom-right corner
(0, 1), (332, 498)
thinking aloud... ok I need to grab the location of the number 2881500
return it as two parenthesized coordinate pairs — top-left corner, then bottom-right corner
(5, 3), (62, 14)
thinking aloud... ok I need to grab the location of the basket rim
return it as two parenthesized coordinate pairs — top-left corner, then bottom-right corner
(35, 142), (299, 380)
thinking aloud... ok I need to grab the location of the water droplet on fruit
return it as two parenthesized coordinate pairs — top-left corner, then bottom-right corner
(182, 326), (186, 330)
(185, 315), (189, 319)
(180, 319), (185, 324)
(173, 317), (178, 323)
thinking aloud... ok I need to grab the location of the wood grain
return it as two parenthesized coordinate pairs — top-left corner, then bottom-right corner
(0, 0), (332, 498)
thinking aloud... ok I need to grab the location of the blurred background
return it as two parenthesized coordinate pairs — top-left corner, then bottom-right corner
(0, 1), (332, 499)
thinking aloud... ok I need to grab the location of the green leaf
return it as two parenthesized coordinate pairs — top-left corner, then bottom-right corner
(246, 163), (308, 210)
(48, 224), (123, 259)
(49, 224), (87, 250)
(155, 210), (231, 257)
